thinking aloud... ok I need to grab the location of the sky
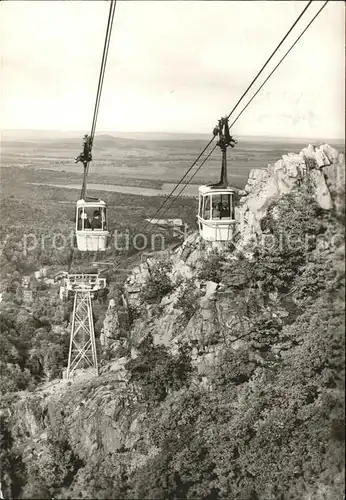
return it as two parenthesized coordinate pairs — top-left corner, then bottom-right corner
(0, 0), (345, 139)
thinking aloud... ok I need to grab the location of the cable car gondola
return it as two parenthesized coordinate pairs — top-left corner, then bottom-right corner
(74, 134), (109, 252)
(72, 0), (116, 252)
(76, 199), (108, 252)
(197, 116), (237, 242)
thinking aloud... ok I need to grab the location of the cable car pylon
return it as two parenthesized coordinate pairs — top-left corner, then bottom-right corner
(61, 1), (116, 380)
(64, 273), (106, 379)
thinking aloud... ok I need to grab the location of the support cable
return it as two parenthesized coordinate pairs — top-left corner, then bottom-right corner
(156, 0), (329, 218)
(80, 0), (117, 199)
(141, 0), (314, 230)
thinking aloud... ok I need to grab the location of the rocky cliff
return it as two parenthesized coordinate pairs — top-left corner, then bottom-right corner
(2, 144), (344, 500)
(236, 143), (345, 247)
(104, 143), (344, 351)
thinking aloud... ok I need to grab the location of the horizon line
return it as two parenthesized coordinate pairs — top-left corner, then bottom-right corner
(1, 128), (344, 143)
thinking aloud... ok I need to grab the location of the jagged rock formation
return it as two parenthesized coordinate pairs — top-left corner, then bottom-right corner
(104, 144), (344, 357)
(236, 144), (344, 246)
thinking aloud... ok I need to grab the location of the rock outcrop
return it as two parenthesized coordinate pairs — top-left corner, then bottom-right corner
(96, 144), (345, 362)
(101, 144), (343, 359)
(100, 299), (120, 348)
(99, 297), (130, 357)
(236, 144), (344, 247)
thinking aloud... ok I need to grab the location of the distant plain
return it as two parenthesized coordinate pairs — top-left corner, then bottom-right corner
(1, 132), (344, 234)
(2, 132), (344, 192)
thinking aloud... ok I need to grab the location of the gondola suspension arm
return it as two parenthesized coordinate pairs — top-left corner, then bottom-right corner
(75, 0), (117, 200)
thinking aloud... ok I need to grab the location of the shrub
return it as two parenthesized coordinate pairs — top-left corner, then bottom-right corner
(0, 414), (26, 499)
(261, 184), (328, 247)
(252, 240), (306, 293)
(140, 259), (174, 304)
(248, 186), (337, 293)
(0, 363), (35, 394)
(197, 250), (225, 283)
(213, 347), (259, 387)
(127, 303), (142, 325)
(21, 433), (84, 500)
(176, 279), (200, 321)
(221, 253), (256, 290)
(126, 335), (193, 403)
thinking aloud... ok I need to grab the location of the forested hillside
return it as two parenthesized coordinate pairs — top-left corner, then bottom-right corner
(0, 146), (344, 500)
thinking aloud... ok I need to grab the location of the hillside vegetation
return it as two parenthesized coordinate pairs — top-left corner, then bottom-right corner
(1, 173), (344, 499)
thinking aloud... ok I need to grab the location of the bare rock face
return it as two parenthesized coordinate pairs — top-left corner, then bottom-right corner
(322, 150), (345, 213)
(10, 371), (149, 469)
(171, 232), (205, 277)
(174, 232), (203, 263)
(100, 300), (120, 347)
(152, 308), (184, 346)
(129, 285), (185, 349)
(237, 144), (343, 248)
(172, 281), (220, 347)
(124, 262), (150, 309)
(100, 299), (129, 357)
(130, 308), (184, 349)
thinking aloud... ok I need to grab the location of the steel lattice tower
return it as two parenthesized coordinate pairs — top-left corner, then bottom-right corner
(65, 274), (106, 379)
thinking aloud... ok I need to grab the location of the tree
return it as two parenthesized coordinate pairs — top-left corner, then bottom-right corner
(176, 279), (200, 322)
(21, 433), (83, 499)
(198, 250), (226, 283)
(126, 335), (194, 403)
(140, 259), (174, 304)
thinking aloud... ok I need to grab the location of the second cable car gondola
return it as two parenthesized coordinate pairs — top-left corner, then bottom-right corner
(197, 116), (237, 242)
